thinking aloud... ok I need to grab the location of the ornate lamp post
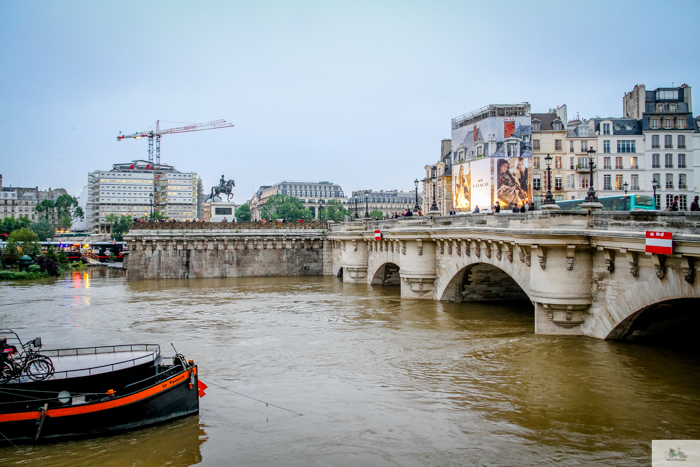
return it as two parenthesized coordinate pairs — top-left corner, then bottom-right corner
(413, 179), (419, 213)
(623, 181), (629, 195)
(584, 147), (598, 203)
(354, 196), (359, 219)
(430, 167), (439, 212)
(364, 190), (370, 219)
(652, 178), (659, 209)
(542, 154), (556, 205)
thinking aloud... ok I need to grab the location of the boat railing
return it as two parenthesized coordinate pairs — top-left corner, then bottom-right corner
(37, 344), (161, 380)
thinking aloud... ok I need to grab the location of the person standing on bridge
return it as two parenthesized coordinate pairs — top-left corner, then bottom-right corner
(671, 196), (679, 211)
(691, 196), (699, 211)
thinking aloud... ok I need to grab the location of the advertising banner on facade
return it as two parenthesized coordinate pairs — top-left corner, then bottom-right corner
(495, 157), (531, 210)
(452, 116), (532, 162)
(453, 162), (470, 210)
(453, 158), (494, 212)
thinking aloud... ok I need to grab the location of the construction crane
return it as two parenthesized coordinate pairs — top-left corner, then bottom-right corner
(117, 119), (234, 165)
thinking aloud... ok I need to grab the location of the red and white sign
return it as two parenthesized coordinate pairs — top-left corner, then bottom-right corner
(374, 230), (382, 241)
(646, 231), (673, 255)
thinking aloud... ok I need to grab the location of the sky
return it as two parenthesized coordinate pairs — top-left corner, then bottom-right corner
(1, 0), (699, 203)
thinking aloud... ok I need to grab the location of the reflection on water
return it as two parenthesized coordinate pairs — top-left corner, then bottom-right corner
(0, 275), (698, 466)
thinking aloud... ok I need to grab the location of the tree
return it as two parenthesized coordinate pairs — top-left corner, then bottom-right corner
(319, 199), (351, 222)
(369, 209), (384, 220)
(0, 217), (31, 237)
(236, 204), (251, 222)
(148, 210), (165, 221)
(260, 195), (313, 222)
(34, 199), (55, 219)
(54, 194), (79, 219)
(3, 228), (41, 263)
(105, 214), (132, 241)
(58, 216), (73, 230)
(30, 219), (56, 241)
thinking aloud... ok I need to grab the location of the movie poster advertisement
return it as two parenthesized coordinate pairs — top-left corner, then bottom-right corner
(495, 157), (531, 209)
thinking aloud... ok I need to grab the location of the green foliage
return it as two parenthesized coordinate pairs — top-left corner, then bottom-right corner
(74, 206), (85, 221)
(34, 199), (55, 219)
(27, 264), (41, 273)
(0, 270), (50, 280)
(0, 217), (31, 236)
(30, 218), (55, 241)
(260, 195), (312, 222)
(54, 194), (79, 219)
(58, 215), (73, 230)
(236, 204), (251, 222)
(319, 199), (351, 222)
(69, 261), (86, 271)
(106, 214), (132, 241)
(35, 255), (60, 276)
(109, 252), (117, 262)
(3, 228), (41, 263)
(56, 250), (71, 269)
(369, 209), (384, 220)
(148, 211), (165, 221)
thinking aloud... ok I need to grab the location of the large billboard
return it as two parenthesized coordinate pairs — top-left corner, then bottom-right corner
(452, 116), (531, 161)
(453, 157), (531, 212)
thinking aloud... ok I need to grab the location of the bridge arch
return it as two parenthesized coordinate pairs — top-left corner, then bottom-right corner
(370, 262), (401, 285)
(606, 298), (700, 343)
(596, 268), (700, 340)
(435, 253), (531, 302)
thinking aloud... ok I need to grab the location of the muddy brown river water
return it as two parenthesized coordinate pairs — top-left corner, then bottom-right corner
(0, 270), (698, 466)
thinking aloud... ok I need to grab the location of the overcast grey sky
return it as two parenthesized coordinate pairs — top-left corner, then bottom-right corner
(1, 0), (699, 202)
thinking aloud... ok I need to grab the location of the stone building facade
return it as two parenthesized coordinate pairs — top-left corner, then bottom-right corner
(531, 106), (568, 206)
(249, 181), (346, 221)
(0, 174), (68, 223)
(348, 189), (421, 218)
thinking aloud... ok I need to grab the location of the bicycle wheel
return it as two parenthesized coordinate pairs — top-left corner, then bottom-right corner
(27, 357), (54, 381)
(0, 362), (15, 384)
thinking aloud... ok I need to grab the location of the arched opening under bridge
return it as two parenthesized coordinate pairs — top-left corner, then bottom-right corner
(606, 298), (700, 349)
(371, 262), (401, 286)
(441, 262), (530, 303)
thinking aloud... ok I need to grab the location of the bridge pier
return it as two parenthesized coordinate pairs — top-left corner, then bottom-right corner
(400, 238), (437, 299)
(341, 239), (369, 283)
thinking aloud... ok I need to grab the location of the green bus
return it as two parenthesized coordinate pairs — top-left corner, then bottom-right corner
(557, 195), (656, 211)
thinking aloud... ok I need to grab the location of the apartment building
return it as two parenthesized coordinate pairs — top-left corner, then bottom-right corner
(530, 106), (567, 205)
(86, 160), (201, 233)
(422, 139), (452, 215)
(249, 181), (346, 221)
(0, 174), (68, 223)
(564, 118), (599, 200)
(624, 84), (695, 209)
(350, 189), (421, 218)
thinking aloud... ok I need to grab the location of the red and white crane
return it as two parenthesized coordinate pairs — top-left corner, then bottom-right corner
(117, 119), (234, 165)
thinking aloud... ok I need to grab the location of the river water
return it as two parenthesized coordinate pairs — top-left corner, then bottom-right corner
(0, 270), (698, 466)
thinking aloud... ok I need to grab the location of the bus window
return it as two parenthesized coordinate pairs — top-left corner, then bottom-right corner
(633, 195), (654, 208)
(609, 197), (629, 210)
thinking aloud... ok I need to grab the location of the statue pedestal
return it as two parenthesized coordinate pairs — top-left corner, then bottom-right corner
(204, 201), (236, 222)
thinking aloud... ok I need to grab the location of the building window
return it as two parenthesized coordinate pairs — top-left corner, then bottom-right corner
(602, 123), (610, 135)
(617, 140), (636, 153)
(665, 154), (673, 168)
(666, 173), (674, 189)
(657, 103), (665, 112)
(650, 118), (660, 129)
(604, 175), (611, 190)
(666, 194), (674, 208)
(655, 194), (661, 209)
(555, 140), (562, 151)
(631, 174), (639, 191)
(664, 118), (674, 129)
(678, 153), (686, 168)
(554, 175), (562, 190)
(630, 156), (638, 169)
(603, 140), (610, 153)
(578, 157), (589, 169)
(604, 157), (611, 169)
(579, 174), (589, 189)
(567, 174), (575, 188)
(680, 195), (687, 210)
(555, 156), (562, 169)
(615, 157), (623, 169)
(570, 141), (574, 153)
(669, 103), (677, 112)
(553, 121), (563, 131)
(533, 175), (541, 190)
(580, 141), (588, 152)
(665, 135), (673, 148)
(533, 157), (540, 169)
(570, 157), (575, 170)
(652, 135), (660, 148)
(615, 174), (623, 190)
(677, 117), (687, 129)
(532, 121), (541, 132)
(652, 154), (660, 168)
(678, 135), (686, 148)
(533, 140), (540, 151)
(679, 173), (687, 189)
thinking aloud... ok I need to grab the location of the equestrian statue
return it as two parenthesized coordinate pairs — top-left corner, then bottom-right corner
(208, 175), (235, 202)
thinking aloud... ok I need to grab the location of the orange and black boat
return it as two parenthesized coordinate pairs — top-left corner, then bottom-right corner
(0, 334), (203, 445)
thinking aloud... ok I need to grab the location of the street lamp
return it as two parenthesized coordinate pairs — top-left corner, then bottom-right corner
(364, 190), (370, 219)
(652, 178), (659, 209)
(430, 167), (439, 212)
(413, 179), (419, 213)
(584, 147), (598, 203)
(542, 154), (556, 205)
(623, 181), (629, 195)
(354, 196), (359, 219)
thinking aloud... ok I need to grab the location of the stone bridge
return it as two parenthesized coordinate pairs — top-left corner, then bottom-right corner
(327, 211), (700, 340)
(125, 222), (331, 280)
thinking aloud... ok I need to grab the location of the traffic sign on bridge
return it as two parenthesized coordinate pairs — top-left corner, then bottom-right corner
(646, 231), (673, 255)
